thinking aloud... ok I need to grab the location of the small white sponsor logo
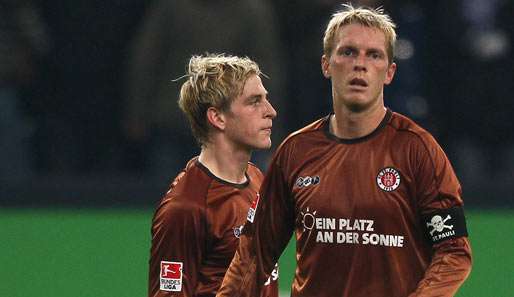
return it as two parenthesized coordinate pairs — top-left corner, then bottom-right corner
(247, 193), (260, 223)
(295, 176), (320, 188)
(160, 261), (182, 292)
(376, 167), (401, 192)
(300, 207), (317, 232)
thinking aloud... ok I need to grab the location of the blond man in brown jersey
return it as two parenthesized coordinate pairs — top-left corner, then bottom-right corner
(148, 54), (279, 297)
(218, 5), (472, 297)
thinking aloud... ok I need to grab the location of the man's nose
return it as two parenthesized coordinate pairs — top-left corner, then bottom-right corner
(265, 99), (277, 119)
(353, 54), (367, 72)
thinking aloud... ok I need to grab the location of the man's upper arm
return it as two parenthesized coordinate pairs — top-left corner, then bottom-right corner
(150, 200), (207, 297)
(410, 134), (472, 296)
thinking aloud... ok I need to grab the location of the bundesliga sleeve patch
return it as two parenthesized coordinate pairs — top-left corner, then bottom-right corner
(422, 207), (468, 244)
(160, 261), (183, 292)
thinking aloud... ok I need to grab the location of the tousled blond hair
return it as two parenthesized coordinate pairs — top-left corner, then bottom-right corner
(178, 53), (261, 146)
(323, 4), (397, 63)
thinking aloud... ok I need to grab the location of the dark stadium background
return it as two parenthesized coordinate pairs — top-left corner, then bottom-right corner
(1, 1), (513, 296)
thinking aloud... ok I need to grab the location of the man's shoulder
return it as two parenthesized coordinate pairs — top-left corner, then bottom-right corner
(246, 161), (264, 186)
(389, 111), (425, 133)
(247, 161), (263, 177)
(389, 112), (436, 140)
(387, 111), (443, 153)
(277, 115), (329, 150)
(161, 158), (212, 204)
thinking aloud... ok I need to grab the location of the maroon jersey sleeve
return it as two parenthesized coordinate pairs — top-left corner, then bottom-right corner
(408, 132), (472, 296)
(217, 155), (294, 297)
(149, 197), (207, 297)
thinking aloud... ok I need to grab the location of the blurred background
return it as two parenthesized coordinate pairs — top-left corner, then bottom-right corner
(1, 0), (513, 296)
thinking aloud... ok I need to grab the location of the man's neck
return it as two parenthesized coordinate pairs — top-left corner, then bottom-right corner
(198, 141), (251, 184)
(330, 102), (387, 140)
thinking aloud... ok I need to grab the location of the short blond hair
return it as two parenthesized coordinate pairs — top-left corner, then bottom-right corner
(323, 4), (397, 63)
(178, 53), (261, 146)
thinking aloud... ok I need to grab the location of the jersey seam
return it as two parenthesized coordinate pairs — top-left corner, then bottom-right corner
(388, 126), (442, 207)
(273, 161), (295, 209)
(203, 178), (215, 262)
(239, 257), (257, 296)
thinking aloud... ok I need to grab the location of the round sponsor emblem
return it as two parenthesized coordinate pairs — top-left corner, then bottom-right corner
(233, 225), (244, 238)
(376, 167), (401, 192)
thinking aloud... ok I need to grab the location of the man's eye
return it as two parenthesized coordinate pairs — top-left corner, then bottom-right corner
(343, 49), (353, 56)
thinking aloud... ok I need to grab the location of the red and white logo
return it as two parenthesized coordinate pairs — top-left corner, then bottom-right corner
(160, 261), (182, 292)
(376, 167), (401, 192)
(247, 193), (260, 223)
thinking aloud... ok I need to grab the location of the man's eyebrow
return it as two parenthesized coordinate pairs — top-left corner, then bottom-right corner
(338, 45), (385, 54)
(366, 47), (386, 54)
(339, 45), (357, 51)
(245, 92), (267, 101)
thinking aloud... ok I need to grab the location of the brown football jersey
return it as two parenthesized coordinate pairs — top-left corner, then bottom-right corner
(149, 157), (279, 297)
(218, 109), (472, 297)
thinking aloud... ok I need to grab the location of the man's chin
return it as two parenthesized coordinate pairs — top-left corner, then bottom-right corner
(345, 99), (375, 113)
(255, 139), (272, 150)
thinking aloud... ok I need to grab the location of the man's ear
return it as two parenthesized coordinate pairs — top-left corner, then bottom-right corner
(206, 107), (226, 131)
(384, 62), (397, 85)
(321, 54), (331, 78)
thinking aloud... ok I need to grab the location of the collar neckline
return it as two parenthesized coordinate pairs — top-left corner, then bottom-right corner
(324, 108), (392, 144)
(195, 159), (250, 189)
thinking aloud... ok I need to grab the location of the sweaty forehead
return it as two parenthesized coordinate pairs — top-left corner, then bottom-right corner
(334, 23), (387, 50)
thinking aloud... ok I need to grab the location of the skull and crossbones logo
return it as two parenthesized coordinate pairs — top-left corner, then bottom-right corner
(427, 215), (453, 235)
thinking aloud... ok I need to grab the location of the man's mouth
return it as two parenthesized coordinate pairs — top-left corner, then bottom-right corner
(349, 78), (368, 87)
(262, 127), (272, 133)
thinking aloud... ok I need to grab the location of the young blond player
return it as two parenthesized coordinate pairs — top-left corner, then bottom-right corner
(149, 54), (279, 297)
